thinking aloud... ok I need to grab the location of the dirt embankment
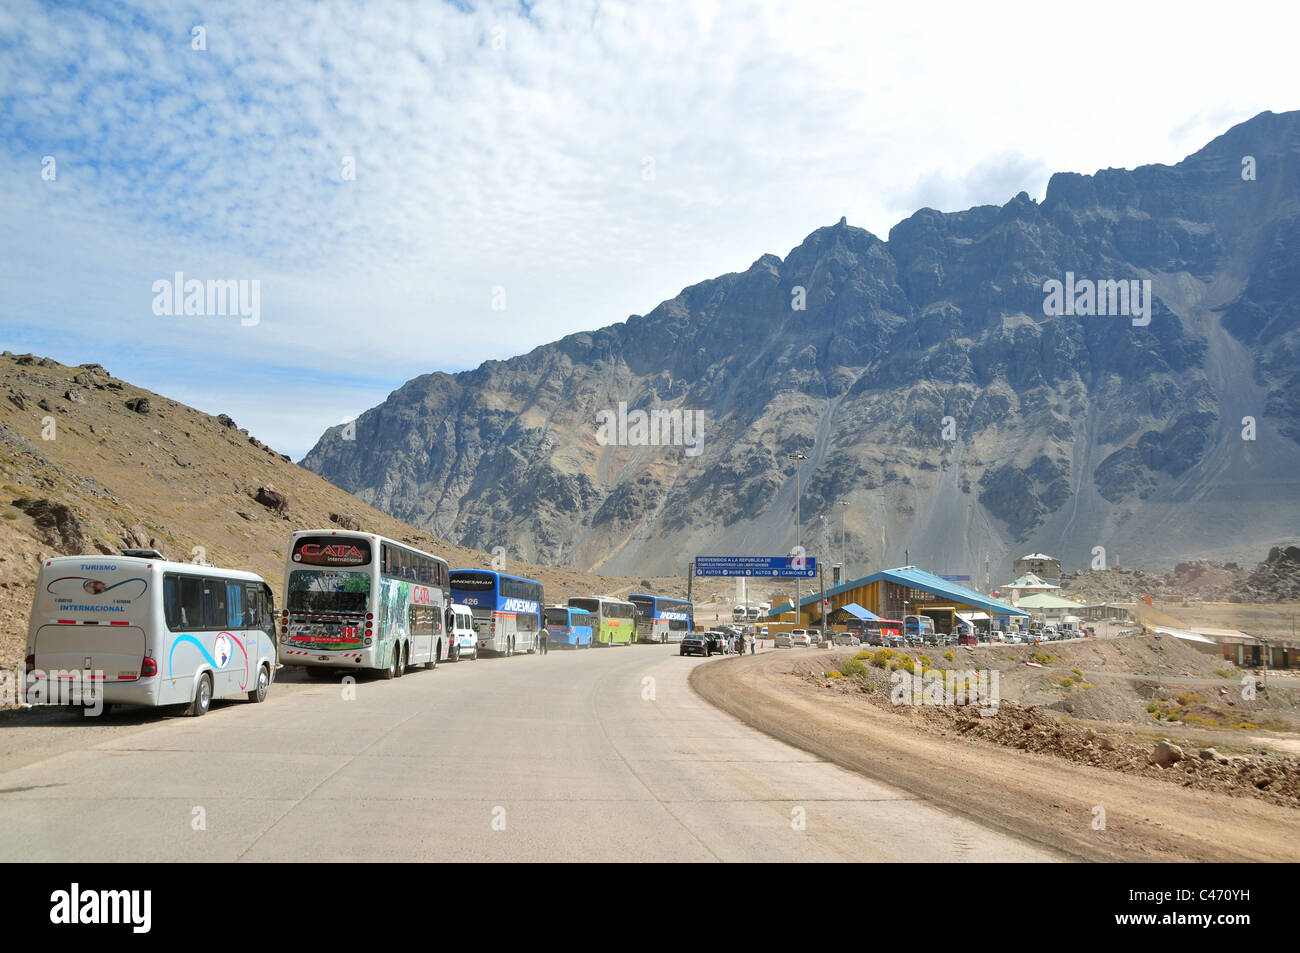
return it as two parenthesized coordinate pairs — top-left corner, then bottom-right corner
(692, 649), (1300, 862)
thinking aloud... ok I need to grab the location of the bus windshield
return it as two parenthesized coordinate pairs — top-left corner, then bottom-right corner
(287, 570), (371, 613)
(544, 608), (572, 627)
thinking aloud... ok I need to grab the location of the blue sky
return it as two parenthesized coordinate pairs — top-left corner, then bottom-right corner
(1, 0), (1293, 458)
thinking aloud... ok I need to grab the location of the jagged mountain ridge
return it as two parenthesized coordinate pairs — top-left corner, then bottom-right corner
(302, 110), (1300, 578)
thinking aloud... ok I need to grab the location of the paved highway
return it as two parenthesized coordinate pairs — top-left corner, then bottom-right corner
(0, 646), (1061, 861)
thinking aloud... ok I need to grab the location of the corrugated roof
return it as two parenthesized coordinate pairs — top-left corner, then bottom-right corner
(835, 602), (879, 621)
(1004, 572), (1059, 590)
(786, 566), (1029, 617)
(1014, 592), (1085, 610)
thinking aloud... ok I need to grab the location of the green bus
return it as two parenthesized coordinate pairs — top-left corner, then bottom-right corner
(567, 596), (635, 646)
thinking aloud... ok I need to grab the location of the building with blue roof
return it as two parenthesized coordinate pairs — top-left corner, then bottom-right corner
(767, 565), (1028, 632)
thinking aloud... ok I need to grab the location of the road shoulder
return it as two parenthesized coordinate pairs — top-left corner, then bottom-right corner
(691, 650), (1300, 862)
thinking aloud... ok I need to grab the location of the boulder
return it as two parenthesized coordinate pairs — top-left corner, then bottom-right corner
(329, 512), (361, 531)
(12, 498), (88, 554)
(124, 397), (151, 414)
(253, 485), (290, 515)
(1151, 739), (1185, 767)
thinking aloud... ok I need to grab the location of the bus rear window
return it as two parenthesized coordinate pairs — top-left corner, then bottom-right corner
(544, 608), (570, 627)
(288, 570), (371, 613)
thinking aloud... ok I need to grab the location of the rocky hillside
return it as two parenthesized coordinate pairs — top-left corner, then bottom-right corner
(302, 110), (1300, 577)
(0, 353), (682, 678)
(1063, 545), (1300, 605)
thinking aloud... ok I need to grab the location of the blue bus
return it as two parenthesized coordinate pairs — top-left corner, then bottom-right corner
(449, 569), (544, 656)
(904, 614), (936, 643)
(542, 605), (593, 648)
(628, 594), (694, 643)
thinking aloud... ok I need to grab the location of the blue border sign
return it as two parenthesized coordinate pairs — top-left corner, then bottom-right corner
(694, 556), (816, 578)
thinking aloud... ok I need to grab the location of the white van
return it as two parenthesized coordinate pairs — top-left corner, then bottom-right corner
(26, 550), (277, 717)
(447, 603), (476, 661)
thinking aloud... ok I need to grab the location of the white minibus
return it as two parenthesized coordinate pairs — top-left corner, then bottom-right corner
(26, 549), (277, 717)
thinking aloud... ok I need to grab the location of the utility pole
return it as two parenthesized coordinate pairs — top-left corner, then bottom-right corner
(1155, 630), (1162, 692)
(686, 558), (693, 626)
(788, 450), (808, 624)
(837, 500), (849, 580)
(744, 576), (750, 636)
(819, 560), (827, 645)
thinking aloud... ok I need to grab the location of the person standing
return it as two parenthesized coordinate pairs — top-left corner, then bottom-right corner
(539, 627), (548, 655)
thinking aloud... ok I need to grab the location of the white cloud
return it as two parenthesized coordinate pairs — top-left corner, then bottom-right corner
(0, 0), (1294, 457)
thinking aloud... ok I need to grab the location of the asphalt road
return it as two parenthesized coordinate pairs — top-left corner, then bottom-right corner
(0, 645), (1061, 861)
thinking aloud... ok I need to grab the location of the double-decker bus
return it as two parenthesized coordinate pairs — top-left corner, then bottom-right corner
(450, 570), (543, 656)
(628, 594), (694, 643)
(568, 596), (635, 646)
(853, 618), (904, 646)
(903, 614), (936, 642)
(281, 531), (450, 679)
(542, 605), (593, 648)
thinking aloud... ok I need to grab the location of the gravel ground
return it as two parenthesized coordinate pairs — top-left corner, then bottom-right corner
(692, 648), (1300, 862)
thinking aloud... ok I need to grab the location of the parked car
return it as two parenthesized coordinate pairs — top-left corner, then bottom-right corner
(680, 631), (712, 657)
(833, 631), (861, 646)
(885, 634), (905, 649)
(957, 631), (978, 646)
(790, 629), (813, 648)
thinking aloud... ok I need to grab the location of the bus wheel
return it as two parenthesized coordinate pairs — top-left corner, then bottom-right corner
(426, 641), (439, 670)
(384, 646), (400, 680)
(187, 672), (212, 717)
(247, 664), (270, 703)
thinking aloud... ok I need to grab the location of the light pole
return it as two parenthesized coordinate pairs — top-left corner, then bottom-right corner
(836, 499), (848, 579)
(788, 450), (808, 625)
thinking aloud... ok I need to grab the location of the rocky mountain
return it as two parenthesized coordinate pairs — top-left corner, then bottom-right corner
(302, 110), (1300, 578)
